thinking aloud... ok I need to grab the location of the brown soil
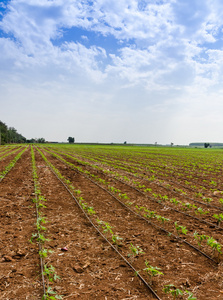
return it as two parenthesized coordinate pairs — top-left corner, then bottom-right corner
(1, 146), (223, 300)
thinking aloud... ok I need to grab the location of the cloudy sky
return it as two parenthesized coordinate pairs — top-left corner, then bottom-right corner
(1, 0), (223, 144)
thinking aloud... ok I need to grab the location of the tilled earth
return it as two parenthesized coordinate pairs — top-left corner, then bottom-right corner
(1, 146), (223, 300)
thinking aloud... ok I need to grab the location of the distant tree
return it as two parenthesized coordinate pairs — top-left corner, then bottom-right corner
(37, 138), (45, 143)
(67, 137), (75, 143)
(27, 138), (36, 143)
(171, 142), (174, 147)
(0, 121), (26, 144)
(0, 121), (8, 144)
(124, 141), (127, 144)
(204, 143), (210, 148)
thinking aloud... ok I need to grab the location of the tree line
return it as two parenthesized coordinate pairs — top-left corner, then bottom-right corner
(0, 120), (26, 144)
(0, 120), (46, 144)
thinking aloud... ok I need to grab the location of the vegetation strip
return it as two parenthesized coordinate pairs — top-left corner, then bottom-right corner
(0, 146), (27, 182)
(36, 146), (162, 300)
(44, 146), (223, 227)
(42, 147), (219, 264)
(56, 145), (223, 210)
(116, 176), (223, 229)
(0, 146), (23, 161)
(31, 146), (62, 300)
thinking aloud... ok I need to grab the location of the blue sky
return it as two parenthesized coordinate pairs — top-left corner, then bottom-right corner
(1, 0), (223, 144)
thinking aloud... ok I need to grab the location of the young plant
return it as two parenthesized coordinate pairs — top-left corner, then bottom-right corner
(193, 231), (208, 249)
(163, 284), (183, 299)
(143, 261), (163, 284)
(42, 286), (63, 300)
(170, 198), (180, 205)
(128, 243), (144, 261)
(185, 290), (197, 300)
(174, 222), (188, 235)
(213, 213), (223, 226)
(43, 265), (60, 283)
(156, 215), (170, 224)
(195, 207), (208, 215)
(207, 236), (222, 261)
(112, 234), (123, 246)
(203, 197), (213, 203)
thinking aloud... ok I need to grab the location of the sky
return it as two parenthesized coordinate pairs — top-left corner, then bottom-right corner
(1, 0), (223, 144)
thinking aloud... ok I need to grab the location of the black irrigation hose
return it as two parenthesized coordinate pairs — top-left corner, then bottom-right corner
(45, 146), (223, 213)
(78, 170), (218, 265)
(159, 178), (223, 211)
(104, 159), (223, 212)
(113, 176), (223, 231)
(31, 147), (46, 296)
(131, 166), (223, 211)
(39, 150), (161, 300)
(45, 147), (223, 230)
(34, 194), (46, 296)
(67, 149), (223, 212)
(45, 149), (218, 266)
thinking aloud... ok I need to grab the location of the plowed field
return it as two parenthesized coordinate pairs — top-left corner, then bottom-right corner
(1, 144), (223, 300)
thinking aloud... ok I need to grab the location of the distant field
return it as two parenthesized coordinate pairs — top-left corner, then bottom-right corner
(1, 144), (223, 299)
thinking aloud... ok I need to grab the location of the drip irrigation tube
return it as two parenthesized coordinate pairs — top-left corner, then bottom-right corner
(34, 194), (46, 296)
(42, 147), (219, 265)
(114, 176), (223, 230)
(80, 171), (218, 265)
(38, 148), (162, 300)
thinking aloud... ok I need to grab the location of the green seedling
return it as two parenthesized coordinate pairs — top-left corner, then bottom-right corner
(36, 217), (47, 230)
(37, 202), (47, 209)
(213, 213), (223, 226)
(42, 286), (63, 300)
(163, 284), (183, 299)
(143, 261), (163, 284)
(203, 197), (213, 203)
(210, 180), (217, 186)
(185, 290), (197, 299)
(96, 219), (113, 235)
(112, 234), (123, 245)
(75, 189), (81, 195)
(87, 206), (96, 215)
(207, 237), (222, 260)
(195, 207), (208, 215)
(195, 192), (202, 198)
(39, 248), (53, 258)
(174, 222), (188, 235)
(119, 193), (129, 200)
(128, 243), (144, 260)
(170, 198), (180, 205)
(193, 231), (208, 249)
(43, 265), (60, 282)
(156, 215), (170, 224)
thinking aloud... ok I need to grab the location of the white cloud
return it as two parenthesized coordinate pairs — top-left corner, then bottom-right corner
(1, 0), (223, 143)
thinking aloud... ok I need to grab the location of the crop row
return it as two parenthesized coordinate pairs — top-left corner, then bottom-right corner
(37, 146), (206, 299)
(0, 146), (27, 182)
(30, 146), (62, 300)
(45, 146), (223, 208)
(46, 147), (223, 264)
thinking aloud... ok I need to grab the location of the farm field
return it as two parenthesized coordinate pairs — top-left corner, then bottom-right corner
(1, 144), (223, 299)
